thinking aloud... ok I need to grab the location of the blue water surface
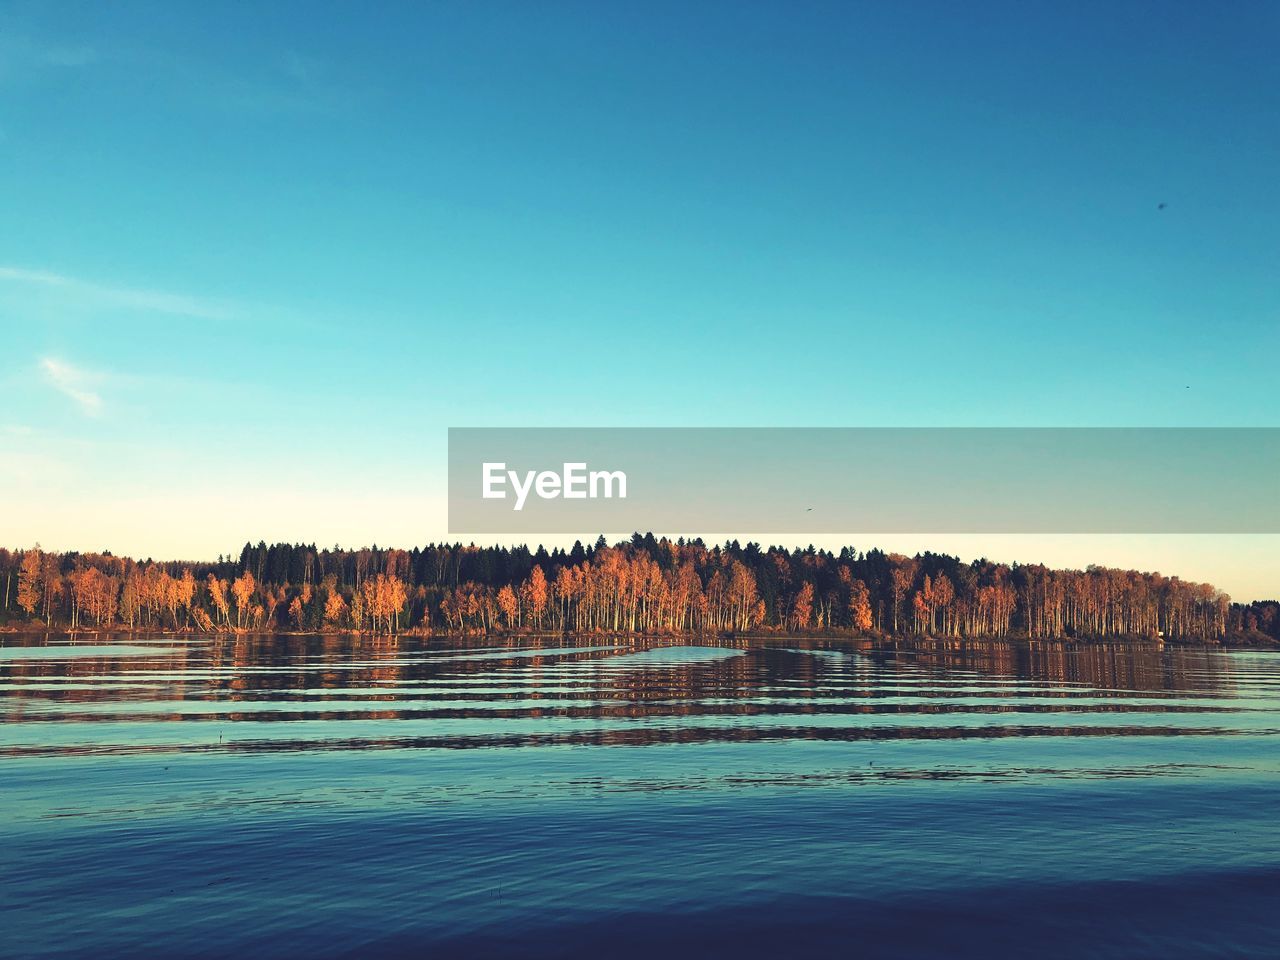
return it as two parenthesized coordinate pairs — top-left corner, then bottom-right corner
(2, 634), (1278, 958)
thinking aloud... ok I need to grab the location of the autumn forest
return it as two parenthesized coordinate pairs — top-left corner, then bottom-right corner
(1, 536), (1277, 645)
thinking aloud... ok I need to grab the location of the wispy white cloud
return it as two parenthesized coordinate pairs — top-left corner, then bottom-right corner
(0, 265), (233, 320)
(35, 43), (96, 68)
(0, 33), (97, 81)
(0, 19), (357, 113)
(188, 53), (352, 116)
(40, 357), (103, 417)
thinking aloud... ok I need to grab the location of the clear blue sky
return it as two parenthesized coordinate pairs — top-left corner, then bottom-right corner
(1, 2), (1276, 595)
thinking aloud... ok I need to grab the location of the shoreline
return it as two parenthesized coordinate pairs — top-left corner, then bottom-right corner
(2, 624), (1276, 649)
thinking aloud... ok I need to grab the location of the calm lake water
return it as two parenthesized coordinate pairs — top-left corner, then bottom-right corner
(3, 634), (1279, 958)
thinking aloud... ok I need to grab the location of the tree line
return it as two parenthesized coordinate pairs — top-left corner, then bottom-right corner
(0, 535), (1275, 644)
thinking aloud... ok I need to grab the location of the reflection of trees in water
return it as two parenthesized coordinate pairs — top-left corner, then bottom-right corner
(875, 638), (1231, 695)
(0, 634), (1244, 751)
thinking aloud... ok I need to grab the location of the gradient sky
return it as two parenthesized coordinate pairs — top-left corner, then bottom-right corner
(1, 2), (1277, 597)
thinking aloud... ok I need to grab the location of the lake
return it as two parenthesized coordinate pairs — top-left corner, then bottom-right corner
(3, 634), (1279, 958)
